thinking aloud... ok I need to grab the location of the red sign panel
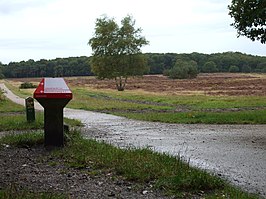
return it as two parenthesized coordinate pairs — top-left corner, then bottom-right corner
(34, 78), (72, 99)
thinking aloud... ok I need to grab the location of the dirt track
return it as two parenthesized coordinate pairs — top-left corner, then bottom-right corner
(0, 83), (266, 197)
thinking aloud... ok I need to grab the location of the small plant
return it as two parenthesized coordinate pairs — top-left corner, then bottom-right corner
(19, 82), (37, 89)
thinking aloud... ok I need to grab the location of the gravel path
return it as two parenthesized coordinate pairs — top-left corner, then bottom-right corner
(1, 83), (266, 197)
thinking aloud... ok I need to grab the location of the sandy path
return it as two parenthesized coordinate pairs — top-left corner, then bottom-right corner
(1, 83), (265, 197)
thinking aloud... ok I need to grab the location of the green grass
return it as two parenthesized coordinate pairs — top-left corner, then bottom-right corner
(0, 112), (82, 131)
(58, 135), (226, 197)
(67, 88), (266, 124)
(116, 109), (266, 124)
(0, 112), (44, 131)
(0, 131), (259, 198)
(0, 131), (44, 148)
(0, 94), (44, 131)
(3, 81), (33, 99)
(0, 98), (24, 113)
(4, 81), (266, 124)
(0, 91), (82, 131)
(70, 88), (266, 110)
(68, 88), (173, 112)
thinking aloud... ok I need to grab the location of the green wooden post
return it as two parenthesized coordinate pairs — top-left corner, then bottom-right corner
(25, 97), (35, 122)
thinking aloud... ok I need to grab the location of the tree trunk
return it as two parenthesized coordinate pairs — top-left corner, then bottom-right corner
(115, 76), (127, 91)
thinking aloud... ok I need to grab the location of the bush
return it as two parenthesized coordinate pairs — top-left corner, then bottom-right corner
(202, 61), (218, 73)
(229, 65), (239, 73)
(169, 66), (188, 79)
(163, 69), (170, 76)
(19, 82), (37, 89)
(242, 65), (251, 73)
(256, 62), (266, 73)
(168, 59), (198, 79)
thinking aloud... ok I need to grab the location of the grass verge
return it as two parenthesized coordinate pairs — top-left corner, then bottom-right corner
(0, 130), (259, 198)
(3, 80), (34, 99)
(0, 107), (82, 131)
(0, 112), (44, 131)
(68, 88), (266, 124)
(0, 92), (82, 131)
(116, 109), (266, 124)
(4, 81), (266, 124)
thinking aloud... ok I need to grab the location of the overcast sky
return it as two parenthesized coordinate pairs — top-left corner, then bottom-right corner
(0, 0), (265, 64)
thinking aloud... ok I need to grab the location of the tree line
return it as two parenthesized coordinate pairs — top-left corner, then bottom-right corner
(0, 52), (265, 79)
(148, 52), (266, 74)
(0, 56), (92, 78)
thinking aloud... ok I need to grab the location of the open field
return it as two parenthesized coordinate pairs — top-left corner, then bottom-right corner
(5, 73), (265, 96)
(3, 73), (266, 124)
(67, 73), (266, 96)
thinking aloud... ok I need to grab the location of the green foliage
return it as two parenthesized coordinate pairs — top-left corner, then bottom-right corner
(2, 56), (91, 78)
(229, 65), (240, 73)
(228, 0), (266, 43)
(168, 59), (198, 79)
(242, 65), (252, 73)
(0, 66), (4, 79)
(1, 52), (266, 78)
(202, 61), (218, 73)
(256, 62), (266, 73)
(148, 53), (177, 74)
(19, 82), (37, 89)
(163, 69), (170, 76)
(89, 15), (149, 91)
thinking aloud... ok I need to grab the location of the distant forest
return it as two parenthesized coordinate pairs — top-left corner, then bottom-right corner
(0, 52), (265, 78)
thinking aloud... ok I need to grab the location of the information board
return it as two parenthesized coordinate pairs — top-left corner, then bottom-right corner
(34, 78), (72, 99)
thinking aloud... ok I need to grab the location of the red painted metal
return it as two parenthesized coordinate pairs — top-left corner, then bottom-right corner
(34, 78), (72, 99)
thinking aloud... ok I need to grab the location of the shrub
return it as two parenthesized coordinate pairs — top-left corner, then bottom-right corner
(202, 61), (218, 73)
(229, 65), (239, 73)
(168, 59), (198, 79)
(242, 65), (251, 73)
(163, 69), (170, 76)
(19, 82), (37, 89)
